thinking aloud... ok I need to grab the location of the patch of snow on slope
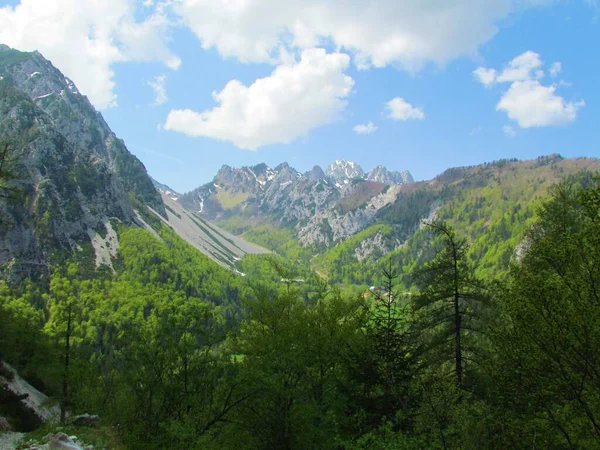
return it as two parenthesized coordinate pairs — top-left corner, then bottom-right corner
(34, 92), (54, 100)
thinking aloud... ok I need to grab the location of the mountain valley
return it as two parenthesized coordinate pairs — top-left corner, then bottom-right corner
(1, 43), (600, 450)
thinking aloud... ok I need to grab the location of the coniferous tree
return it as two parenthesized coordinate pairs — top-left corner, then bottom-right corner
(412, 220), (488, 386)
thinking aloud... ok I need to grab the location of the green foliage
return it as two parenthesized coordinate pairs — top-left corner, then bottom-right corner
(4, 162), (600, 448)
(317, 157), (600, 288)
(412, 220), (490, 386)
(489, 179), (600, 448)
(313, 223), (395, 284)
(242, 224), (313, 262)
(218, 286), (364, 449)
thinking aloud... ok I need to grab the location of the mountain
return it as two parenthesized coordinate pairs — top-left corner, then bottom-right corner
(154, 187), (268, 268)
(326, 159), (365, 185)
(0, 45), (264, 278)
(177, 153), (600, 287)
(313, 154), (600, 286)
(366, 165), (414, 185)
(179, 160), (414, 250)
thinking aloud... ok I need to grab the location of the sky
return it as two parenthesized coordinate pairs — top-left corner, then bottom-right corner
(0, 0), (599, 193)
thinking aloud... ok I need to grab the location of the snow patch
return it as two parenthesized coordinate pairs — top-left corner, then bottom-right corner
(64, 77), (79, 94)
(34, 92), (54, 100)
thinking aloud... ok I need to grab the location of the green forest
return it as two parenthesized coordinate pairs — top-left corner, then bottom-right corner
(2, 175), (600, 449)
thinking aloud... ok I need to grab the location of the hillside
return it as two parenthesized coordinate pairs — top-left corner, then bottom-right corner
(176, 153), (600, 286)
(315, 155), (600, 286)
(0, 45), (261, 276)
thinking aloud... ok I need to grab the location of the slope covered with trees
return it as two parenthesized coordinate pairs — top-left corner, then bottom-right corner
(313, 155), (600, 289)
(3, 175), (600, 449)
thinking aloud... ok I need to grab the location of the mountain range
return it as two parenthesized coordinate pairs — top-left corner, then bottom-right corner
(178, 159), (414, 249)
(1, 44), (600, 288)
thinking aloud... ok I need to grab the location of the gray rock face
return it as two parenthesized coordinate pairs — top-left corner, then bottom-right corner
(366, 165), (414, 185)
(305, 165), (326, 181)
(0, 46), (165, 281)
(179, 157), (414, 250)
(326, 159), (365, 185)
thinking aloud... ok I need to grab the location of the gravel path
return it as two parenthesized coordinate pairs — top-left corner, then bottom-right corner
(0, 432), (24, 450)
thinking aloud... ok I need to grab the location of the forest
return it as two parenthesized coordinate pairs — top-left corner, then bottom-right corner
(1, 174), (600, 449)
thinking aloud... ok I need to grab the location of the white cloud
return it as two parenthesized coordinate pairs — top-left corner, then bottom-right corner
(147, 74), (168, 106)
(502, 125), (516, 137)
(475, 51), (583, 128)
(0, 0), (180, 109)
(353, 122), (378, 135)
(496, 51), (543, 82)
(473, 67), (497, 86)
(550, 61), (562, 77)
(385, 97), (425, 121)
(164, 48), (354, 149)
(497, 80), (584, 128)
(174, 0), (542, 71)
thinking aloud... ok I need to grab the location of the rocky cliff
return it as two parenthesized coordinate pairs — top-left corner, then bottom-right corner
(0, 46), (161, 280)
(180, 159), (414, 249)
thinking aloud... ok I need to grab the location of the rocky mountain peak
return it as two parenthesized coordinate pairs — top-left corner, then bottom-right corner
(366, 165), (414, 185)
(326, 159), (365, 184)
(305, 165), (326, 181)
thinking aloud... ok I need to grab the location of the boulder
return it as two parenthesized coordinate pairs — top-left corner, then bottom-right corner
(48, 432), (84, 450)
(70, 413), (100, 427)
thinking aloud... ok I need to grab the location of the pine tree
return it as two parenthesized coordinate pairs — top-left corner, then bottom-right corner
(412, 220), (488, 386)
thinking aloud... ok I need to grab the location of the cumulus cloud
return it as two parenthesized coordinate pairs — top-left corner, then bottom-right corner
(385, 98), (425, 121)
(174, 0), (542, 71)
(496, 51), (543, 82)
(473, 67), (497, 86)
(0, 0), (180, 109)
(353, 122), (378, 135)
(474, 51), (584, 128)
(164, 48), (354, 149)
(147, 75), (168, 106)
(497, 80), (584, 128)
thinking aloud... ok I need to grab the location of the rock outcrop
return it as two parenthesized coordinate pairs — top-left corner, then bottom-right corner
(0, 45), (165, 281)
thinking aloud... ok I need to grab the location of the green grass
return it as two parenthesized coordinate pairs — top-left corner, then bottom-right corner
(215, 190), (249, 208)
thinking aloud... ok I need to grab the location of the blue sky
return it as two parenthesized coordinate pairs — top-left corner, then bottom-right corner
(0, 0), (598, 193)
